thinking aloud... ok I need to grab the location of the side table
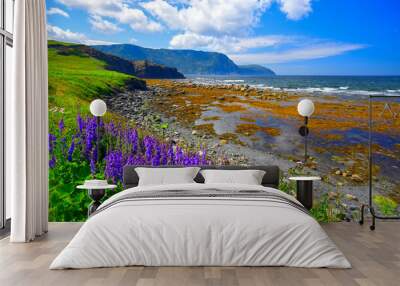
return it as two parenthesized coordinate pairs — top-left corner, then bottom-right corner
(288, 176), (321, 210)
(77, 184), (117, 216)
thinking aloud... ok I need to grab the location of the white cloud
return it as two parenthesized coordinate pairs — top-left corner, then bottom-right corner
(170, 33), (293, 53)
(142, 0), (313, 53)
(143, 0), (273, 36)
(143, 0), (313, 36)
(55, 0), (316, 50)
(141, 0), (182, 30)
(89, 15), (122, 33)
(54, 0), (315, 40)
(278, 0), (312, 20)
(235, 35), (294, 50)
(57, 0), (163, 32)
(47, 7), (70, 18)
(229, 42), (366, 64)
(47, 24), (115, 45)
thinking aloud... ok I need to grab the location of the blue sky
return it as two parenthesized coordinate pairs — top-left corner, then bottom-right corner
(46, 0), (400, 75)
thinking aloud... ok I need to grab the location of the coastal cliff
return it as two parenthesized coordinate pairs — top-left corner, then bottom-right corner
(93, 44), (275, 76)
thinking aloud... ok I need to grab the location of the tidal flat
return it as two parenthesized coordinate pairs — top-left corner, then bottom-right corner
(145, 79), (400, 204)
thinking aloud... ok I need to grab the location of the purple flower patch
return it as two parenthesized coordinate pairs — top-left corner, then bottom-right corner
(50, 115), (211, 184)
(67, 138), (75, 162)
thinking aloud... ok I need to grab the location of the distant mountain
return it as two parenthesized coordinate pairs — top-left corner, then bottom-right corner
(93, 44), (275, 76)
(49, 41), (184, 79)
(131, 60), (186, 79)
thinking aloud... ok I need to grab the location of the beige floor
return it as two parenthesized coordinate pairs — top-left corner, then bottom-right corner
(0, 221), (399, 286)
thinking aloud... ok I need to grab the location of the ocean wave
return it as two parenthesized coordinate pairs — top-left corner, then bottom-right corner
(265, 86), (282, 91)
(223, 79), (245, 83)
(186, 78), (400, 97)
(276, 87), (400, 97)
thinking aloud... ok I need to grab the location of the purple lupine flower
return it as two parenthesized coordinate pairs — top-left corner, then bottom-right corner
(105, 150), (124, 183)
(191, 154), (200, 166)
(167, 145), (175, 165)
(85, 117), (97, 158)
(152, 144), (161, 166)
(126, 154), (136, 166)
(58, 118), (65, 134)
(49, 134), (57, 153)
(135, 154), (146, 165)
(77, 114), (84, 134)
(67, 138), (75, 162)
(160, 145), (168, 165)
(130, 129), (138, 154)
(175, 147), (184, 165)
(144, 136), (154, 162)
(182, 155), (191, 166)
(49, 113), (214, 178)
(49, 155), (56, 168)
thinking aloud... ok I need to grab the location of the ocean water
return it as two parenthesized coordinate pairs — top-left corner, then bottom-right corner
(186, 75), (400, 97)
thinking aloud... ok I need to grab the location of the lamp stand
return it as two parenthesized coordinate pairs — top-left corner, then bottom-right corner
(304, 116), (308, 163)
(96, 116), (100, 163)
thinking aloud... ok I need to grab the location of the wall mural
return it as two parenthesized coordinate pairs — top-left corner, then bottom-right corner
(46, 1), (400, 222)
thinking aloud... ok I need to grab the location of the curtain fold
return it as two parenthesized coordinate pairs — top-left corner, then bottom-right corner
(9, 0), (49, 242)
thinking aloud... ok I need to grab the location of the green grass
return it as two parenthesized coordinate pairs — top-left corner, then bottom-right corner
(48, 42), (138, 129)
(48, 40), (80, 47)
(373, 195), (398, 216)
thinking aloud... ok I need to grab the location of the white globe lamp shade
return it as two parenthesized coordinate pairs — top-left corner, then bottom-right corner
(297, 99), (315, 117)
(90, 99), (107, 117)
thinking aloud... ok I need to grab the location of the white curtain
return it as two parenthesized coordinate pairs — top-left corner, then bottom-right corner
(8, 0), (49, 242)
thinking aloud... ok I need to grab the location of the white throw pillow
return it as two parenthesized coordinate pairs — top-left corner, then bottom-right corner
(136, 167), (200, 186)
(201, 169), (266, 185)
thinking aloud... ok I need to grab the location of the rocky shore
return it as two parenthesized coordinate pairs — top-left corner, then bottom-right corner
(104, 87), (265, 166)
(104, 79), (400, 213)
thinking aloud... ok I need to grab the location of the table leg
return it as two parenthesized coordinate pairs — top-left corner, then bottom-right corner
(296, 181), (313, 210)
(87, 189), (105, 216)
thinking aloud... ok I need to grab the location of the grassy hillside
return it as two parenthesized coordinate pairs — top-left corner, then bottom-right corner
(47, 41), (146, 221)
(47, 41), (208, 221)
(48, 40), (145, 127)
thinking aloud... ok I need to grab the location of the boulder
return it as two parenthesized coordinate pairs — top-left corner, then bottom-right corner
(351, 174), (363, 182)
